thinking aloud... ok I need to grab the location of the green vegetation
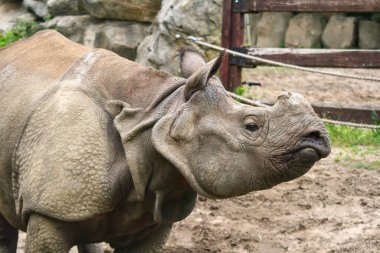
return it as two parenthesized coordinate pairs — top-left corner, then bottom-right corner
(334, 145), (380, 172)
(325, 123), (380, 146)
(0, 19), (46, 47)
(326, 121), (379, 172)
(234, 86), (246, 96)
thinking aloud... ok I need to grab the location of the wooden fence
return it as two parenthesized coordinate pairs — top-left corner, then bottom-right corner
(221, 0), (380, 91)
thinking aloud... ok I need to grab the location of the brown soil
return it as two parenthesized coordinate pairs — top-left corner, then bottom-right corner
(161, 68), (380, 253)
(163, 151), (380, 253)
(241, 67), (380, 108)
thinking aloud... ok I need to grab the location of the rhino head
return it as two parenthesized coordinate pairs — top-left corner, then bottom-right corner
(150, 50), (331, 198)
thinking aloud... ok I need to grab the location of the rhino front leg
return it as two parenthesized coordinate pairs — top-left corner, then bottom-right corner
(25, 214), (77, 253)
(77, 243), (104, 253)
(0, 214), (18, 253)
(114, 224), (172, 253)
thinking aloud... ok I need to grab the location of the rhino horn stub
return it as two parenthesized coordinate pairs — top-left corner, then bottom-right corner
(184, 51), (225, 100)
(277, 92), (314, 111)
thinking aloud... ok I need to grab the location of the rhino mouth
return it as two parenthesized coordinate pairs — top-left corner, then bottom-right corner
(295, 131), (331, 160)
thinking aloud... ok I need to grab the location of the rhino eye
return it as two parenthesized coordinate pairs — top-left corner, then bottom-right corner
(245, 123), (259, 132)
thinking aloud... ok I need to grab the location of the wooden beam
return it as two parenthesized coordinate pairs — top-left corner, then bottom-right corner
(230, 48), (380, 68)
(220, 0), (233, 90)
(221, 0), (244, 91)
(312, 104), (380, 125)
(234, 0), (380, 13)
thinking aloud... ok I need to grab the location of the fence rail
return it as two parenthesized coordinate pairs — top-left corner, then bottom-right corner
(230, 48), (380, 68)
(221, 0), (380, 91)
(233, 0), (380, 13)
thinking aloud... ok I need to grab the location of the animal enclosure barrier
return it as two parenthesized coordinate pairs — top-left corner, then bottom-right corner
(221, 0), (380, 90)
(220, 0), (380, 124)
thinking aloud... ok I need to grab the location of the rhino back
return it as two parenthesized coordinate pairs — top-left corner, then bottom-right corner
(0, 30), (90, 226)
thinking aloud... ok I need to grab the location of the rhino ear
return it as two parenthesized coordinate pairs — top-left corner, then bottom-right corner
(184, 51), (225, 101)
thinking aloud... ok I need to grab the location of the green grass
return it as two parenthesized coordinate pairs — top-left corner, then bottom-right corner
(334, 145), (380, 172)
(0, 19), (47, 47)
(325, 123), (380, 146)
(326, 123), (379, 172)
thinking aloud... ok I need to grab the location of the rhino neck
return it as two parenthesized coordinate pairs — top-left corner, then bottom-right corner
(112, 79), (188, 202)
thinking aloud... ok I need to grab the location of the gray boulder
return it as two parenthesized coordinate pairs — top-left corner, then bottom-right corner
(45, 15), (149, 60)
(371, 13), (380, 22)
(80, 0), (161, 22)
(244, 13), (261, 46)
(322, 15), (356, 49)
(47, 0), (83, 16)
(23, 0), (49, 18)
(285, 13), (325, 48)
(0, 1), (34, 33)
(136, 0), (223, 75)
(44, 15), (93, 44)
(255, 12), (293, 47)
(359, 20), (380, 49)
(92, 21), (150, 60)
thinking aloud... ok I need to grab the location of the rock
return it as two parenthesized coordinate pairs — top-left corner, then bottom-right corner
(80, 0), (161, 22)
(45, 15), (149, 60)
(285, 13), (325, 48)
(44, 15), (93, 43)
(47, 0), (83, 16)
(136, 0), (223, 75)
(244, 13), (261, 46)
(358, 20), (380, 49)
(371, 13), (380, 22)
(0, 1), (35, 33)
(255, 12), (293, 47)
(322, 15), (356, 49)
(92, 21), (150, 60)
(23, 0), (49, 18)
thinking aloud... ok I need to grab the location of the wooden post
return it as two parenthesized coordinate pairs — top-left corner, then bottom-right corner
(221, 0), (244, 91)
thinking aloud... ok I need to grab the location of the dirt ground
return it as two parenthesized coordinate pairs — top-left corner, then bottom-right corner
(163, 150), (380, 253)
(241, 67), (380, 108)
(17, 68), (380, 252)
(162, 68), (380, 253)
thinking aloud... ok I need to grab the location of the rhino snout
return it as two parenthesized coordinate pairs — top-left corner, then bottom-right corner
(299, 129), (331, 160)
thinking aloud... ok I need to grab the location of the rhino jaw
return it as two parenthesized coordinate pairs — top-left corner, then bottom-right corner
(152, 114), (217, 198)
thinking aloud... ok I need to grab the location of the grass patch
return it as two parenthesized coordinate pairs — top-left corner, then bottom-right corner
(325, 123), (380, 146)
(334, 146), (380, 172)
(327, 123), (380, 171)
(0, 19), (46, 47)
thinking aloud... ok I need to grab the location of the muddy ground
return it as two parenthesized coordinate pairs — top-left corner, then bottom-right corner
(17, 68), (380, 252)
(241, 67), (380, 108)
(163, 68), (380, 253)
(163, 150), (380, 253)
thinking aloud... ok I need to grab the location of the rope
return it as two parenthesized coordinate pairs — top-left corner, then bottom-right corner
(187, 36), (380, 83)
(228, 92), (380, 129)
(321, 119), (380, 130)
(178, 35), (380, 129)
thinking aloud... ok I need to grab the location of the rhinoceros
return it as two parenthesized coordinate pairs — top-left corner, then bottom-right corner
(0, 30), (330, 253)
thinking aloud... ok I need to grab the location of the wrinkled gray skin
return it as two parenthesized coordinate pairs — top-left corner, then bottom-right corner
(0, 30), (330, 253)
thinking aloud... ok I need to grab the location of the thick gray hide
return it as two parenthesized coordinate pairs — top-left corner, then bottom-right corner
(0, 30), (330, 252)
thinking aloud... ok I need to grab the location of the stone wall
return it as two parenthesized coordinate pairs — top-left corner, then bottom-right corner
(246, 12), (380, 49)
(1, 0), (380, 76)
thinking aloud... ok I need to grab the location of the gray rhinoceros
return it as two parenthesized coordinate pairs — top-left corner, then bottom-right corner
(0, 30), (330, 253)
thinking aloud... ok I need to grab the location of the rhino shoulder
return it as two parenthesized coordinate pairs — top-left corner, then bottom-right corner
(13, 84), (126, 222)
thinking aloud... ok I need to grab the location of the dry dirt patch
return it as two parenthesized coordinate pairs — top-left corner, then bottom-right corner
(163, 149), (380, 253)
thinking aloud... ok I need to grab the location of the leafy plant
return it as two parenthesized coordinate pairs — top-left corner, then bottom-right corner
(0, 19), (47, 47)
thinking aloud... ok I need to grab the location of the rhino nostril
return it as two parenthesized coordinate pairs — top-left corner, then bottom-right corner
(303, 131), (321, 142)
